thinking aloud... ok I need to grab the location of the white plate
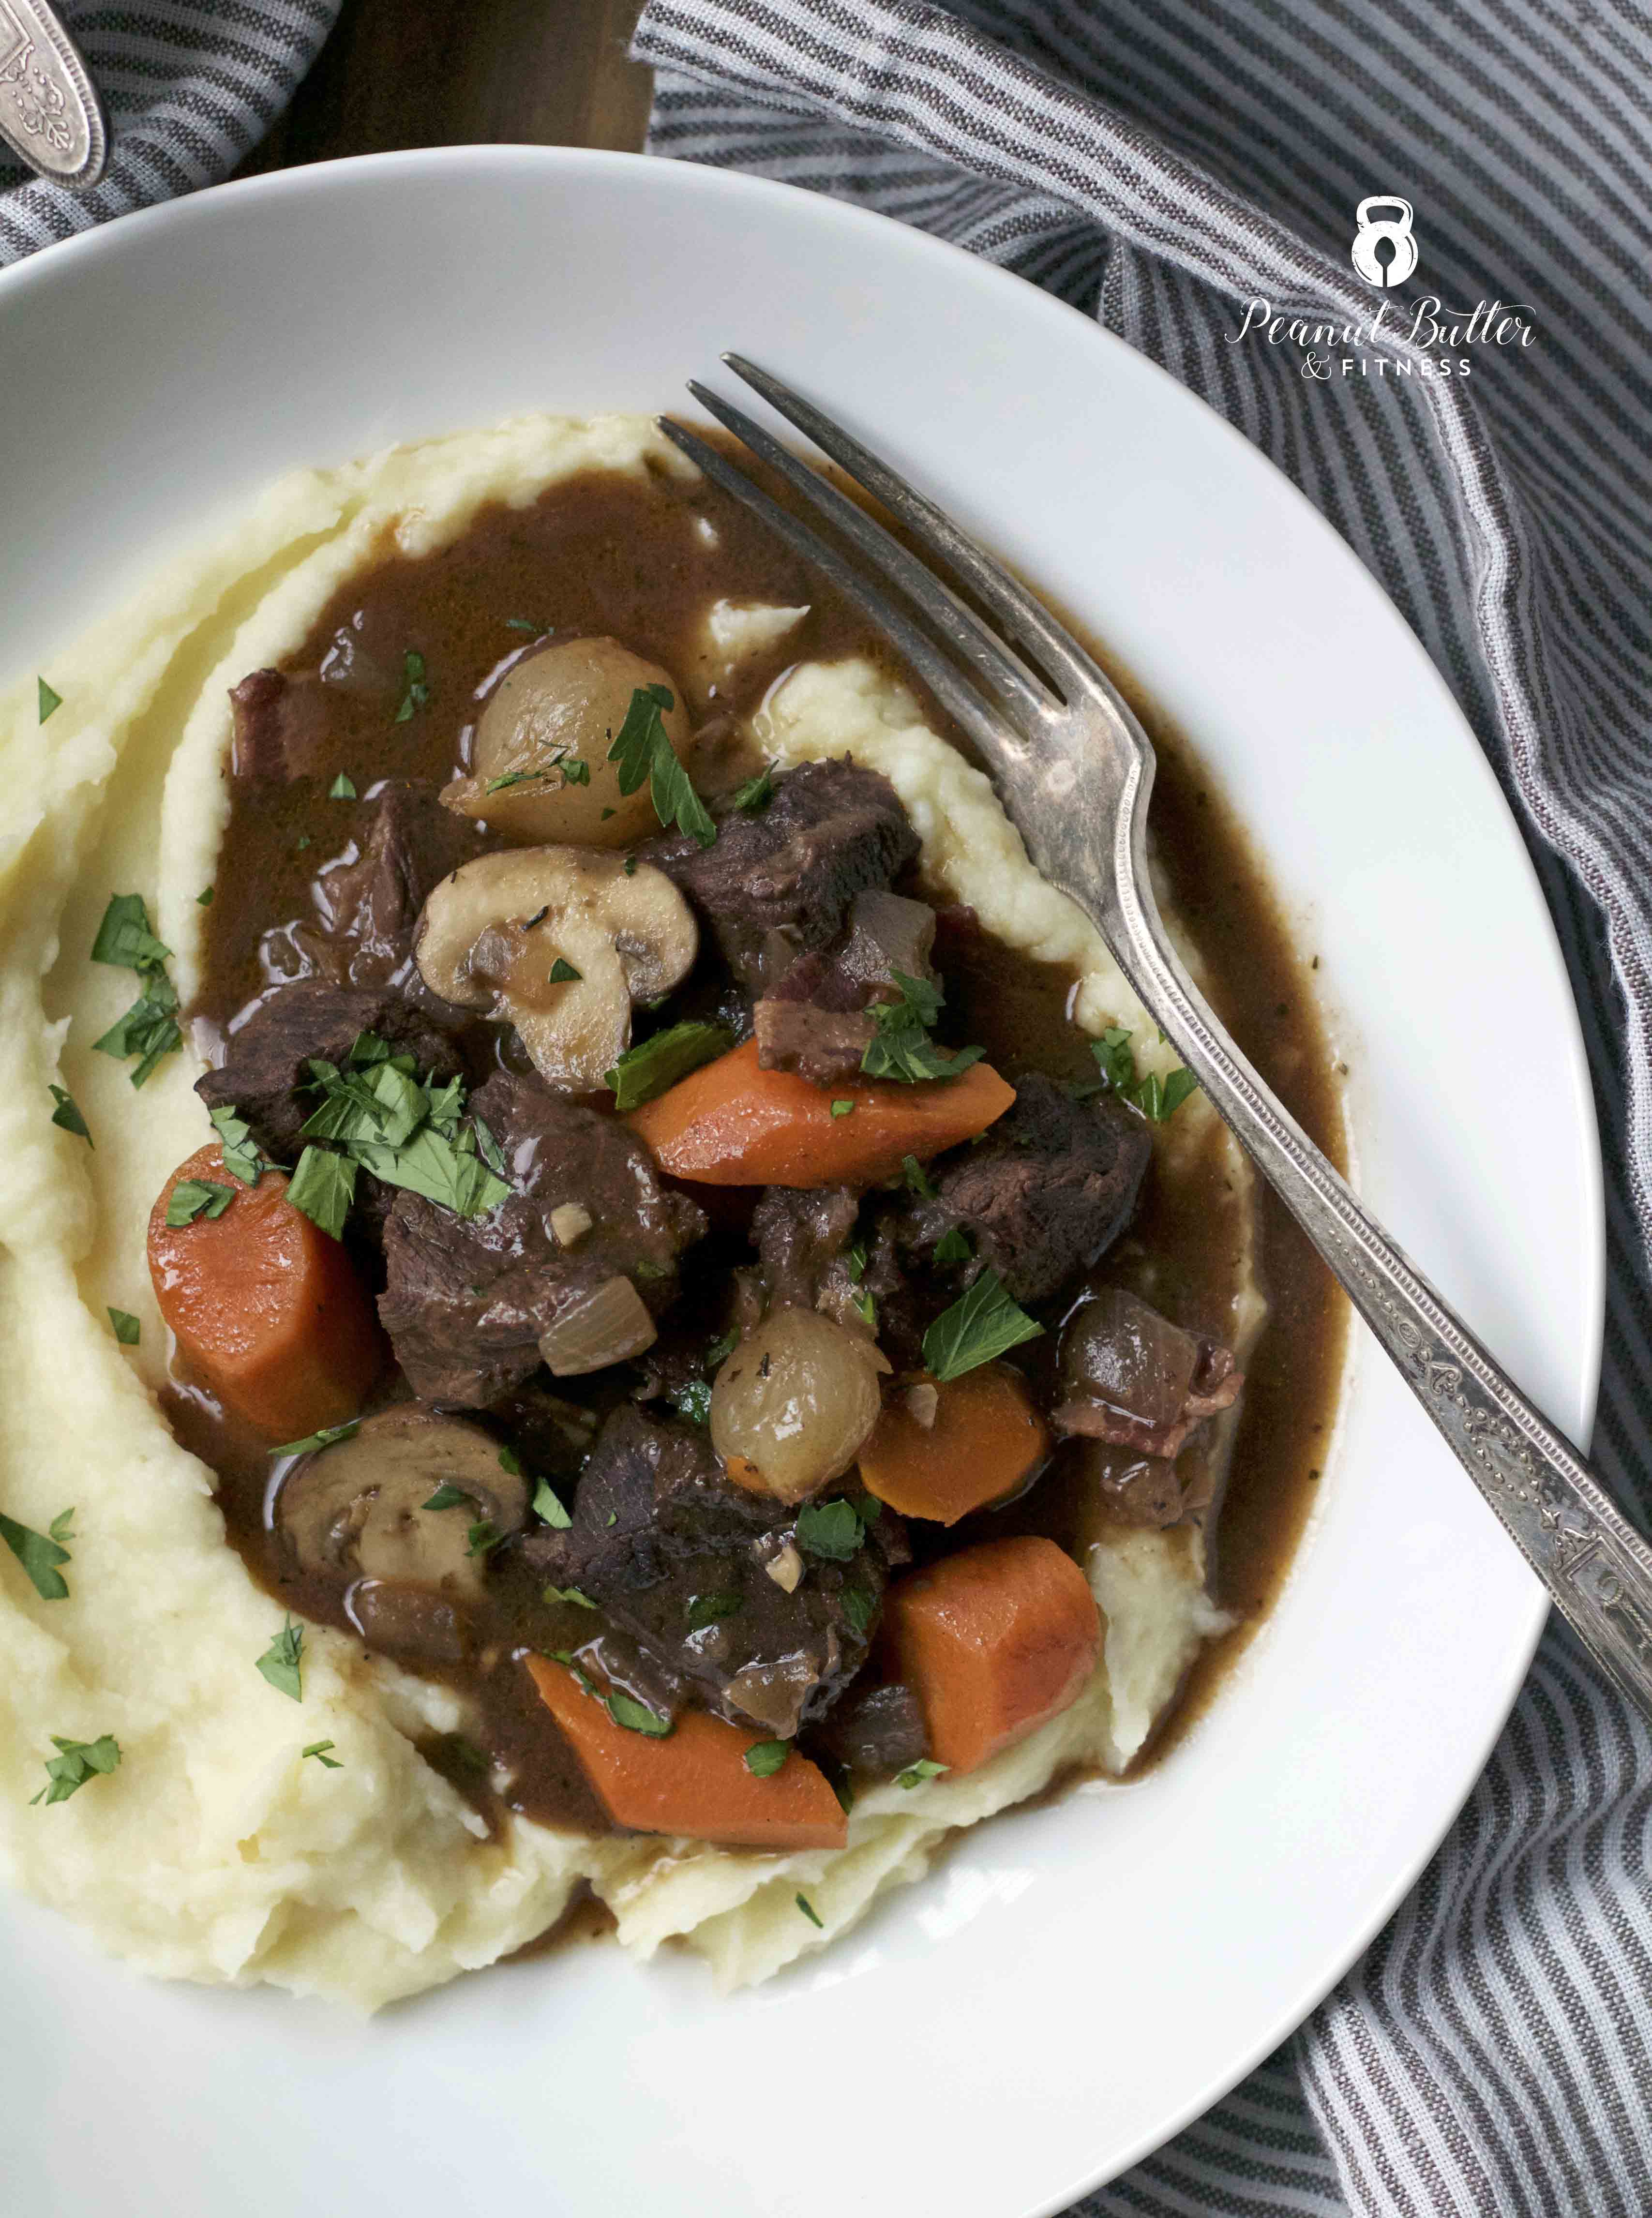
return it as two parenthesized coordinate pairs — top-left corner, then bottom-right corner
(0, 149), (1601, 2217)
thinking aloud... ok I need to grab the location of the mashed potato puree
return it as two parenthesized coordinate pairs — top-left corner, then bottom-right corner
(0, 416), (1256, 2008)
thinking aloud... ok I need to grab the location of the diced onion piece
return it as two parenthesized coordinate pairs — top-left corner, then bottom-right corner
(549, 1202), (593, 1248)
(710, 1307), (887, 1506)
(540, 1275), (658, 1376)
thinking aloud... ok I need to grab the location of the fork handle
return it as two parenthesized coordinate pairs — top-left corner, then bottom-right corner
(1090, 822), (1652, 1722)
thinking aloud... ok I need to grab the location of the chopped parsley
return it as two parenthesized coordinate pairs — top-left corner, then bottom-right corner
(668, 1378), (713, 1427)
(466, 1520), (506, 1558)
(685, 1590), (742, 1630)
(562, 759), (591, 786)
(422, 1483), (471, 1512)
(830, 1098), (855, 1118)
(743, 1738), (790, 1778)
(731, 765), (775, 814)
(47, 1085), (90, 1144)
(706, 1329), (739, 1369)
(896, 1758), (950, 1789)
(840, 1586), (875, 1639)
(208, 1103), (264, 1187)
(393, 648), (430, 723)
(604, 1020), (733, 1112)
(606, 1690), (672, 1738)
(285, 1146), (357, 1239)
(273, 1418), (361, 1457)
(933, 1224), (973, 1265)
(795, 1891), (824, 1929)
(544, 1585), (596, 1609)
(107, 1308), (140, 1346)
(30, 1734), (119, 1806)
(533, 1478), (572, 1530)
(505, 615), (545, 635)
(606, 683), (716, 848)
(497, 1446), (524, 1478)
(1078, 1026), (1199, 1121)
(37, 678), (62, 725)
(861, 973), (983, 1086)
(548, 957), (582, 984)
(484, 767), (553, 794)
(328, 771), (357, 800)
(901, 1154), (936, 1199)
(196, 887), (214, 907)
(165, 1178), (236, 1229)
(89, 894), (181, 1088)
(921, 1268), (1043, 1382)
(0, 1507), (74, 1601)
(302, 1740), (342, 1768)
(794, 1497), (866, 1563)
(288, 1033), (509, 1238)
(255, 1617), (304, 1702)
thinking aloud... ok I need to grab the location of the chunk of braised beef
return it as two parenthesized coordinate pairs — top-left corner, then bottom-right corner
(904, 1073), (1153, 1305)
(1054, 1287), (1243, 1459)
(641, 760), (918, 991)
(527, 1407), (895, 1737)
(195, 981), (462, 1163)
(752, 1184), (861, 1309)
(378, 1071), (706, 1407)
(754, 890), (938, 1086)
(1078, 1443), (1188, 1529)
(809, 1680), (929, 1777)
(228, 669), (333, 783)
(312, 783), (483, 989)
(751, 1184), (931, 1364)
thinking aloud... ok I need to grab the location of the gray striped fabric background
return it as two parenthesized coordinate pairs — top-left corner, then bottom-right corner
(631, 0), (1652, 2211)
(4, 2), (1650, 2211)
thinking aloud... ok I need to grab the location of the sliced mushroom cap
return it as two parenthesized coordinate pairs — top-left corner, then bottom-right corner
(275, 1405), (529, 1602)
(414, 846), (698, 1092)
(442, 637), (691, 848)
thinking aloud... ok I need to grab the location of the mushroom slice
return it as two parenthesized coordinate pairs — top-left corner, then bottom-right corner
(443, 636), (691, 848)
(275, 1405), (529, 1604)
(414, 847), (698, 1092)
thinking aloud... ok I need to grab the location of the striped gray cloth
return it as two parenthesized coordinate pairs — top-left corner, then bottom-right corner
(0, 0), (338, 262)
(631, 0), (1652, 2213)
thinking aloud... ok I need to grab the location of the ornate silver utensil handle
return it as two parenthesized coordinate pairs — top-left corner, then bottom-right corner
(0, 0), (106, 186)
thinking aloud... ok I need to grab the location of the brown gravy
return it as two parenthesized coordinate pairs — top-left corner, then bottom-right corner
(186, 452), (1347, 1832)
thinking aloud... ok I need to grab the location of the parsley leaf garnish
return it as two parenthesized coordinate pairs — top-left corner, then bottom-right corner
(731, 765), (774, 814)
(605, 1020), (733, 1111)
(921, 1268), (1043, 1382)
(533, 1478), (572, 1530)
(901, 1153), (936, 1199)
(393, 648), (430, 723)
(0, 1509), (73, 1600)
(830, 1098), (855, 1118)
(255, 1617), (304, 1702)
(685, 1590), (742, 1629)
(795, 1891), (824, 1929)
(606, 684), (716, 848)
(422, 1483), (470, 1512)
(933, 1224), (973, 1265)
(208, 1103), (265, 1187)
(840, 1586), (875, 1639)
(497, 1446), (524, 1477)
(107, 1308), (140, 1346)
(794, 1498), (866, 1562)
(860, 973), (984, 1085)
(329, 772), (357, 800)
(466, 1520), (506, 1558)
(668, 1378), (713, 1427)
(562, 759), (591, 786)
(544, 1584), (596, 1608)
(548, 957), (582, 984)
(89, 894), (181, 1087)
(285, 1146), (357, 1239)
(706, 1329), (738, 1369)
(505, 615), (545, 635)
(606, 1690), (673, 1738)
(197, 887), (214, 907)
(302, 1741), (342, 1768)
(274, 1419), (361, 1457)
(744, 1738), (790, 1777)
(48, 1085), (90, 1144)
(1085, 1027), (1199, 1121)
(896, 1758), (950, 1788)
(165, 1178), (236, 1228)
(37, 678), (62, 725)
(30, 1734), (119, 1806)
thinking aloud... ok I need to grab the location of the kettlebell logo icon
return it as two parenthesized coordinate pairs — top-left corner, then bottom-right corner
(1352, 196), (1417, 286)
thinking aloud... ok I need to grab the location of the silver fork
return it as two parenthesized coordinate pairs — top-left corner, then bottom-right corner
(660, 356), (1652, 1724)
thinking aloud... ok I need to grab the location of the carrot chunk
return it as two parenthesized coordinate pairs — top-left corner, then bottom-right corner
(626, 1037), (1014, 1187)
(147, 1142), (384, 1441)
(883, 1536), (1100, 1774)
(524, 1655), (848, 1850)
(859, 1365), (1051, 1525)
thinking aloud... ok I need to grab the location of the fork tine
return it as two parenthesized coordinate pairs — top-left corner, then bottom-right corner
(685, 380), (1053, 728)
(657, 418), (1027, 766)
(722, 354), (1108, 704)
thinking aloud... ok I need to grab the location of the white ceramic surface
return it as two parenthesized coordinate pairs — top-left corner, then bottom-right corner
(0, 149), (1601, 2218)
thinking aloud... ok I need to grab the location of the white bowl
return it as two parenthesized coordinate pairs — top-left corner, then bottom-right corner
(0, 147), (1601, 2218)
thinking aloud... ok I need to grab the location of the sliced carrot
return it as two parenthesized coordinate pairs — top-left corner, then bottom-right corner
(147, 1141), (384, 1441)
(883, 1536), (1100, 1774)
(626, 1037), (1014, 1187)
(525, 1655), (848, 1850)
(859, 1365), (1051, 1525)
